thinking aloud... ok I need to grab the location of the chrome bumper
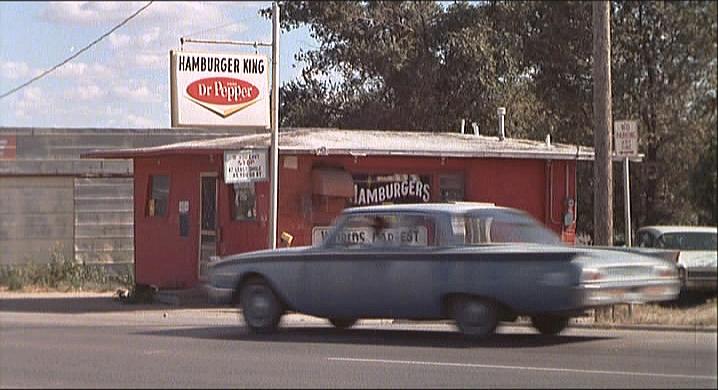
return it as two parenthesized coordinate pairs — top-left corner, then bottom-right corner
(579, 280), (681, 306)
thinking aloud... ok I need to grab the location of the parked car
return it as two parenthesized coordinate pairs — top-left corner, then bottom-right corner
(636, 226), (717, 294)
(207, 203), (680, 339)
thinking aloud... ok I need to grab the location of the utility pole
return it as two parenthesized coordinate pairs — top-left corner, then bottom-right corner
(269, 1), (280, 249)
(592, 1), (613, 246)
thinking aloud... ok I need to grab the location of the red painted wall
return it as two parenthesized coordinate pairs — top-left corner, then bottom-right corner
(132, 152), (577, 289)
(134, 154), (222, 289)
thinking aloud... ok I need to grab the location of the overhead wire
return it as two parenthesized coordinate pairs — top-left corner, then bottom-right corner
(182, 15), (254, 39)
(0, 1), (154, 100)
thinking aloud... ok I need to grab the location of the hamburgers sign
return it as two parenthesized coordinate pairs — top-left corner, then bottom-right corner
(170, 51), (269, 128)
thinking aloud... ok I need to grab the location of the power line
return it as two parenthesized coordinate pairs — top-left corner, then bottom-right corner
(0, 1), (153, 101)
(183, 16), (253, 39)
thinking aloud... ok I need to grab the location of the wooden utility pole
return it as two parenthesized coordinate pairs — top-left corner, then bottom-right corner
(592, 1), (613, 246)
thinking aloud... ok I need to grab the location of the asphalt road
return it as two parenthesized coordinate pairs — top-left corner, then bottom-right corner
(0, 293), (716, 388)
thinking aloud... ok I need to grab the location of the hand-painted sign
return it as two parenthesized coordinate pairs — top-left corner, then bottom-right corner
(0, 135), (16, 160)
(170, 50), (269, 128)
(312, 226), (428, 246)
(352, 173), (431, 206)
(224, 149), (268, 184)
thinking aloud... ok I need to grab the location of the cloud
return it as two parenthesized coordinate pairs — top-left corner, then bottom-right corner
(40, 2), (252, 30)
(112, 80), (161, 103)
(40, 2), (149, 25)
(64, 83), (106, 101)
(13, 86), (48, 118)
(109, 32), (132, 48)
(54, 62), (113, 79)
(0, 61), (39, 80)
(127, 113), (159, 127)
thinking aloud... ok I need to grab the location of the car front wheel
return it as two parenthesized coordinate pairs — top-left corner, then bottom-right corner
(451, 297), (498, 339)
(239, 280), (282, 334)
(530, 314), (569, 335)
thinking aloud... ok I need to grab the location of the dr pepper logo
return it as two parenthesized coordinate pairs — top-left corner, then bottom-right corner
(185, 77), (260, 118)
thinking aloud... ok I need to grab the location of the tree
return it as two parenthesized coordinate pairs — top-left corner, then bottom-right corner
(262, 1), (717, 231)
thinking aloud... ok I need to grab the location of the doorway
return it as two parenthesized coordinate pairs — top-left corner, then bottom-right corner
(199, 173), (218, 280)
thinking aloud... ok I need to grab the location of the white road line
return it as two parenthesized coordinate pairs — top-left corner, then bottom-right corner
(327, 357), (717, 381)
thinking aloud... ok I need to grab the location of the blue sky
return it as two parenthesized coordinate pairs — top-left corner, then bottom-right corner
(0, 1), (313, 128)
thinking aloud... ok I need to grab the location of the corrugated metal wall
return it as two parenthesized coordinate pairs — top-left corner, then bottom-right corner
(0, 177), (74, 265)
(74, 178), (134, 265)
(0, 127), (256, 267)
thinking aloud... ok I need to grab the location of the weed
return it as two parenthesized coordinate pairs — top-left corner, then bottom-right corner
(0, 243), (133, 292)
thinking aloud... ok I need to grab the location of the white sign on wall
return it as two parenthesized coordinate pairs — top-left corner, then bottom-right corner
(614, 120), (639, 157)
(224, 149), (268, 184)
(311, 226), (428, 246)
(170, 50), (270, 128)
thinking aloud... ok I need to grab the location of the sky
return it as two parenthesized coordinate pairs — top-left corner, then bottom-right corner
(0, 1), (314, 128)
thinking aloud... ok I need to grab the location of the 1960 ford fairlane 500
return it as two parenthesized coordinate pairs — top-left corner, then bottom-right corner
(207, 203), (680, 338)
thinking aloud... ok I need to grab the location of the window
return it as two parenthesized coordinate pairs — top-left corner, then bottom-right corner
(461, 210), (561, 245)
(147, 175), (169, 217)
(637, 232), (655, 248)
(439, 174), (464, 202)
(656, 232), (717, 250)
(231, 182), (256, 220)
(329, 213), (436, 248)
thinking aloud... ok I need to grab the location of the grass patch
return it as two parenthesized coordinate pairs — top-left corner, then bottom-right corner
(593, 299), (717, 327)
(0, 244), (133, 293)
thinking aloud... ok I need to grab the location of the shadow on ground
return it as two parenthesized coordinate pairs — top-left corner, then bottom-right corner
(0, 296), (216, 314)
(136, 325), (614, 349)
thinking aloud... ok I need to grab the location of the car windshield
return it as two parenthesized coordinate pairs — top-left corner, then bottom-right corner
(459, 210), (562, 245)
(656, 232), (717, 251)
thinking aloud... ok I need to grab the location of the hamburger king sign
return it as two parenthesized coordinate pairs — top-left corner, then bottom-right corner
(170, 50), (269, 128)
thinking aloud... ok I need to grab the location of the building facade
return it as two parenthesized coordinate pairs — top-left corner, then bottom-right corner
(86, 128), (595, 289)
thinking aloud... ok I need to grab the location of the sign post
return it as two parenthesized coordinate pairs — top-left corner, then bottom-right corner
(614, 120), (638, 247)
(176, 2), (280, 249)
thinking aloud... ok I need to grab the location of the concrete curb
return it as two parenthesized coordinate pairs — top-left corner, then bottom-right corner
(282, 314), (717, 333)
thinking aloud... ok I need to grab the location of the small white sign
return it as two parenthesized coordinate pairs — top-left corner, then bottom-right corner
(614, 120), (639, 157)
(312, 226), (428, 246)
(224, 149), (268, 184)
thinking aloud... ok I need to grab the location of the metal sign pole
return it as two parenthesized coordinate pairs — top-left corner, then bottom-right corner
(623, 156), (632, 247)
(268, 1), (280, 249)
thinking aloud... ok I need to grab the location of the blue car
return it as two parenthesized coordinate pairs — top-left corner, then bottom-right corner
(207, 203), (680, 338)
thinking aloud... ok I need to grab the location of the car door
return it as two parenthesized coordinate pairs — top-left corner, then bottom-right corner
(358, 213), (443, 318)
(304, 212), (442, 319)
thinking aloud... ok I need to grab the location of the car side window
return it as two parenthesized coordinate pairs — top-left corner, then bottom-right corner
(637, 232), (654, 248)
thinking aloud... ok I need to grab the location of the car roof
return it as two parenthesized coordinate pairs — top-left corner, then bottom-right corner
(637, 226), (717, 235)
(341, 202), (512, 216)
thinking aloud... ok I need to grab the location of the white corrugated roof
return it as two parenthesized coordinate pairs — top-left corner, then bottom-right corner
(83, 127), (610, 161)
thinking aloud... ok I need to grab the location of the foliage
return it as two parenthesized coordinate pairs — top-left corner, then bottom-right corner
(263, 1), (717, 232)
(0, 244), (134, 292)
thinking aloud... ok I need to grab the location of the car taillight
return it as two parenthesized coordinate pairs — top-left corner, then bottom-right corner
(654, 265), (677, 278)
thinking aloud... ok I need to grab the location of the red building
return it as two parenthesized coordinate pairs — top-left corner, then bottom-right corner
(86, 128), (594, 289)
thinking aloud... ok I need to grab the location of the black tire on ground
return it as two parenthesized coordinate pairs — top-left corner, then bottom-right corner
(450, 296), (498, 339)
(328, 318), (358, 329)
(238, 280), (282, 334)
(530, 314), (570, 335)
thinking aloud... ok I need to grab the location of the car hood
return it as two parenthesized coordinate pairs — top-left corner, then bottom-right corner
(677, 251), (717, 268)
(213, 246), (314, 266)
